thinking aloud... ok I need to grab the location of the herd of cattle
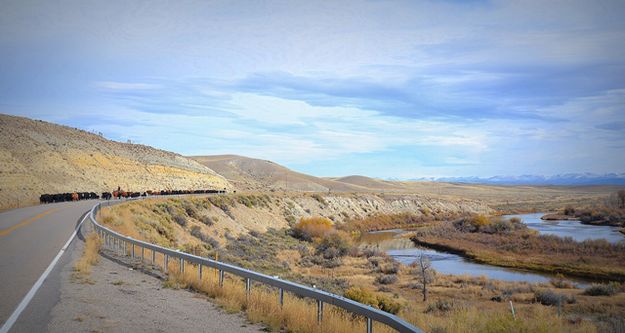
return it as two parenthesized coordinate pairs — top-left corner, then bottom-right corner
(39, 189), (226, 204)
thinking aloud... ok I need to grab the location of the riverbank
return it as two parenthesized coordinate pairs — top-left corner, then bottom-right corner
(541, 213), (579, 221)
(410, 219), (625, 282)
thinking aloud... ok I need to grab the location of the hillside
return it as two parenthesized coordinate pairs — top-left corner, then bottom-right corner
(190, 155), (618, 211)
(0, 114), (230, 210)
(190, 155), (366, 192)
(331, 175), (406, 190)
(99, 192), (492, 248)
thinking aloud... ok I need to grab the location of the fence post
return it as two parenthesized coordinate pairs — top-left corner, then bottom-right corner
(509, 300), (516, 320)
(317, 300), (324, 323)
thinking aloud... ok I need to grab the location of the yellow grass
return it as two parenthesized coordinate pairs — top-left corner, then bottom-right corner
(74, 233), (102, 275)
(99, 199), (607, 332)
(151, 256), (395, 333)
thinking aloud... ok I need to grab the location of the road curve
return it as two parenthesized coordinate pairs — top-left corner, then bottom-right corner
(0, 200), (98, 326)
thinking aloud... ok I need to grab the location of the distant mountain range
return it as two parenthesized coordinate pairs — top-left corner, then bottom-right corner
(410, 173), (625, 185)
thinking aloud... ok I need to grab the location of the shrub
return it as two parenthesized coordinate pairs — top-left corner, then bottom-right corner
(292, 217), (334, 241)
(184, 204), (199, 219)
(343, 287), (378, 307)
(315, 232), (351, 259)
(190, 226), (220, 248)
(318, 256), (343, 268)
(343, 287), (402, 314)
(425, 299), (455, 313)
(376, 274), (398, 285)
(550, 274), (575, 289)
(311, 193), (327, 206)
(472, 215), (491, 227)
(200, 215), (214, 226)
(378, 262), (399, 274)
(534, 289), (576, 305)
(361, 247), (384, 258)
(583, 282), (620, 296)
(173, 214), (187, 227)
(344, 212), (432, 232)
(376, 294), (402, 314)
(367, 256), (388, 268)
(453, 215), (526, 234)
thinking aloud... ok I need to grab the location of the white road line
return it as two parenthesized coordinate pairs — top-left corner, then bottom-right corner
(0, 212), (89, 333)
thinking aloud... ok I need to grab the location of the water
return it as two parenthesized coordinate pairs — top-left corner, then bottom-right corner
(359, 230), (588, 286)
(503, 212), (624, 243)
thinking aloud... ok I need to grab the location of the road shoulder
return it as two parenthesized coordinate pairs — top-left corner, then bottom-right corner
(47, 227), (264, 333)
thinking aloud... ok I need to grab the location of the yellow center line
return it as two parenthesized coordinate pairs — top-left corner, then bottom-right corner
(0, 208), (61, 237)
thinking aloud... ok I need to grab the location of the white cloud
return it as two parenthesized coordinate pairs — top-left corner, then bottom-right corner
(95, 81), (160, 91)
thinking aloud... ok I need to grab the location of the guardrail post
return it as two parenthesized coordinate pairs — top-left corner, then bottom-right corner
(279, 288), (284, 307)
(141, 246), (144, 261)
(219, 270), (224, 287)
(245, 278), (251, 297)
(366, 317), (373, 333)
(131, 243), (135, 258)
(179, 258), (184, 273)
(152, 249), (156, 265)
(199, 264), (203, 280)
(317, 300), (323, 323)
(123, 241), (127, 256)
(164, 254), (169, 273)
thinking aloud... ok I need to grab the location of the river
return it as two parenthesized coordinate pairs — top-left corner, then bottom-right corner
(357, 211), (621, 286)
(503, 212), (624, 243)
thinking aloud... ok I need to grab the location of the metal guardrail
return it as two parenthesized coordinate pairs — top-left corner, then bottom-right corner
(88, 200), (423, 333)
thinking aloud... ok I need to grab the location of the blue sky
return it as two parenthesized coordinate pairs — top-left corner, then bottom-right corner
(1, 0), (624, 178)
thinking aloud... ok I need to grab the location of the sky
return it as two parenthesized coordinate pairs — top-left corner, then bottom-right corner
(1, 0), (624, 178)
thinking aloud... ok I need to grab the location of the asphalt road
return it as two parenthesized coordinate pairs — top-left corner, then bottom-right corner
(0, 200), (98, 327)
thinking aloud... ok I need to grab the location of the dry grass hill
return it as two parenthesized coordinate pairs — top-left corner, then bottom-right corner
(191, 155), (618, 212)
(191, 155), (366, 192)
(0, 114), (230, 210)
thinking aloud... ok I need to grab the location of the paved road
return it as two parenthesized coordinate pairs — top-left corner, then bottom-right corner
(0, 200), (98, 326)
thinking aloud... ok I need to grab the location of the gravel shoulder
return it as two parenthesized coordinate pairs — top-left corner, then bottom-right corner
(47, 226), (264, 333)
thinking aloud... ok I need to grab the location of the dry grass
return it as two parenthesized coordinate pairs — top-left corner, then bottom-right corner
(74, 233), (102, 275)
(100, 199), (613, 332)
(133, 249), (600, 333)
(405, 304), (598, 333)
(158, 259), (392, 333)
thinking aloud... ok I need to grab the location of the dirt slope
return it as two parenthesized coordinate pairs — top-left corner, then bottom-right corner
(331, 175), (406, 190)
(190, 155), (365, 192)
(0, 114), (230, 210)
